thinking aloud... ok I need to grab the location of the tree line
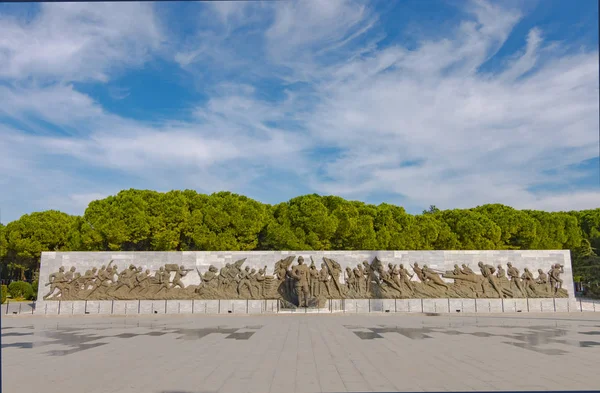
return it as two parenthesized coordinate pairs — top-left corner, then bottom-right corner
(1, 189), (598, 296)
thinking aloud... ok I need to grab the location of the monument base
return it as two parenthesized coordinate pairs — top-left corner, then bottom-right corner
(28, 297), (586, 316)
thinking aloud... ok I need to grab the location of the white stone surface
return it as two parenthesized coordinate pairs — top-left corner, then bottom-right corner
(139, 300), (154, 315)
(528, 299), (543, 313)
(395, 299), (409, 313)
(448, 299), (462, 313)
(423, 299), (450, 313)
(72, 301), (87, 315)
(58, 301), (74, 315)
(7, 296), (595, 316)
(369, 299), (384, 312)
(381, 299), (395, 312)
(343, 299), (357, 313)
(461, 299), (476, 313)
(124, 301), (138, 315)
(407, 299), (423, 313)
(248, 300), (264, 314)
(219, 299), (234, 314)
(474, 299), (490, 313)
(166, 300), (192, 314)
(355, 299), (369, 313)
(179, 300), (193, 314)
(554, 298), (569, 312)
(46, 301), (59, 315)
(422, 299), (436, 313)
(231, 300), (248, 314)
(83, 301), (100, 314)
(265, 300), (278, 313)
(111, 301), (127, 315)
(150, 300), (166, 314)
(330, 299), (343, 312)
(540, 299), (555, 312)
(489, 299), (503, 312)
(434, 299), (450, 313)
(514, 298), (528, 313)
(205, 300), (219, 314)
(581, 300), (596, 312)
(98, 301), (112, 314)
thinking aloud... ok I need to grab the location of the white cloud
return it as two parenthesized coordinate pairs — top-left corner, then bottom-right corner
(0, 3), (163, 83)
(0, 0), (598, 223)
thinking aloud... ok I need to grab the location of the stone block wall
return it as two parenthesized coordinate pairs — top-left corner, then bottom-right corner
(38, 250), (575, 300)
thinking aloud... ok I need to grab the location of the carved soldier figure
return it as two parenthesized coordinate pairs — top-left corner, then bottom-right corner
(155, 266), (170, 293)
(507, 262), (525, 296)
(82, 267), (98, 291)
(549, 264), (564, 291)
(398, 264), (414, 293)
(172, 265), (189, 289)
(135, 269), (152, 293)
(253, 267), (266, 297)
(328, 259), (343, 297)
(99, 266), (112, 285)
(198, 265), (218, 292)
(229, 263), (242, 288)
(461, 264), (475, 275)
(345, 267), (355, 292)
(62, 267), (78, 298)
(309, 261), (319, 297)
(536, 268), (548, 284)
(247, 268), (260, 298)
(521, 268), (537, 295)
(291, 257), (310, 307)
(378, 265), (390, 281)
(319, 263), (331, 297)
(478, 261), (503, 298)
(363, 261), (376, 294)
(387, 263), (395, 278)
(356, 264), (365, 294)
(452, 264), (463, 276)
(496, 264), (506, 279)
(374, 266), (391, 293)
(112, 265), (137, 293)
(422, 266), (449, 290)
(70, 269), (85, 296)
(237, 266), (256, 298)
(43, 266), (66, 299)
(413, 263), (425, 282)
(109, 266), (119, 283)
(92, 265), (106, 291)
(391, 264), (403, 288)
(219, 263), (231, 291)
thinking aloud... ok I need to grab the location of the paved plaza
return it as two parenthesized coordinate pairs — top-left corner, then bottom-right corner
(2, 313), (600, 393)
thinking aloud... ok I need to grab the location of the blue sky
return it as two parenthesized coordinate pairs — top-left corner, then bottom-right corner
(0, 0), (598, 224)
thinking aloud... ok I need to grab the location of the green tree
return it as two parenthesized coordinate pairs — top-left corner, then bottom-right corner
(184, 192), (270, 251)
(438, 209), (502, 249)
(525, 210), (583, 250)
(322, 197), (378, 250)
(474, 204), (538, 249)
(374, 203), (420, 250)
(4, 210), (76, 276)
(263, 195), (338, 250)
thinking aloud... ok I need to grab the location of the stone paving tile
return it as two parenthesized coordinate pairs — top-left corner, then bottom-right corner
(2, 313), (600, 393)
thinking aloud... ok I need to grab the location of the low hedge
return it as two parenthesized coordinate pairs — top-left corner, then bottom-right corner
(7, 281), (34, 300)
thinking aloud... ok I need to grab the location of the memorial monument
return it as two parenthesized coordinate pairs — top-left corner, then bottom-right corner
(37, 250), (573, 309)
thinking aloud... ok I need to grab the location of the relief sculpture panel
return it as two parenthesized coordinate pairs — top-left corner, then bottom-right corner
(42, 254), (569, 306)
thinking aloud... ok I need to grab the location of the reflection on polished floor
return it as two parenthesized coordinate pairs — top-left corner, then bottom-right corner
(2, 313), (600, 393)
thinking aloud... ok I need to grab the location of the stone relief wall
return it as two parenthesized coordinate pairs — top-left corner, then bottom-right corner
(39, 251), (573, 306)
